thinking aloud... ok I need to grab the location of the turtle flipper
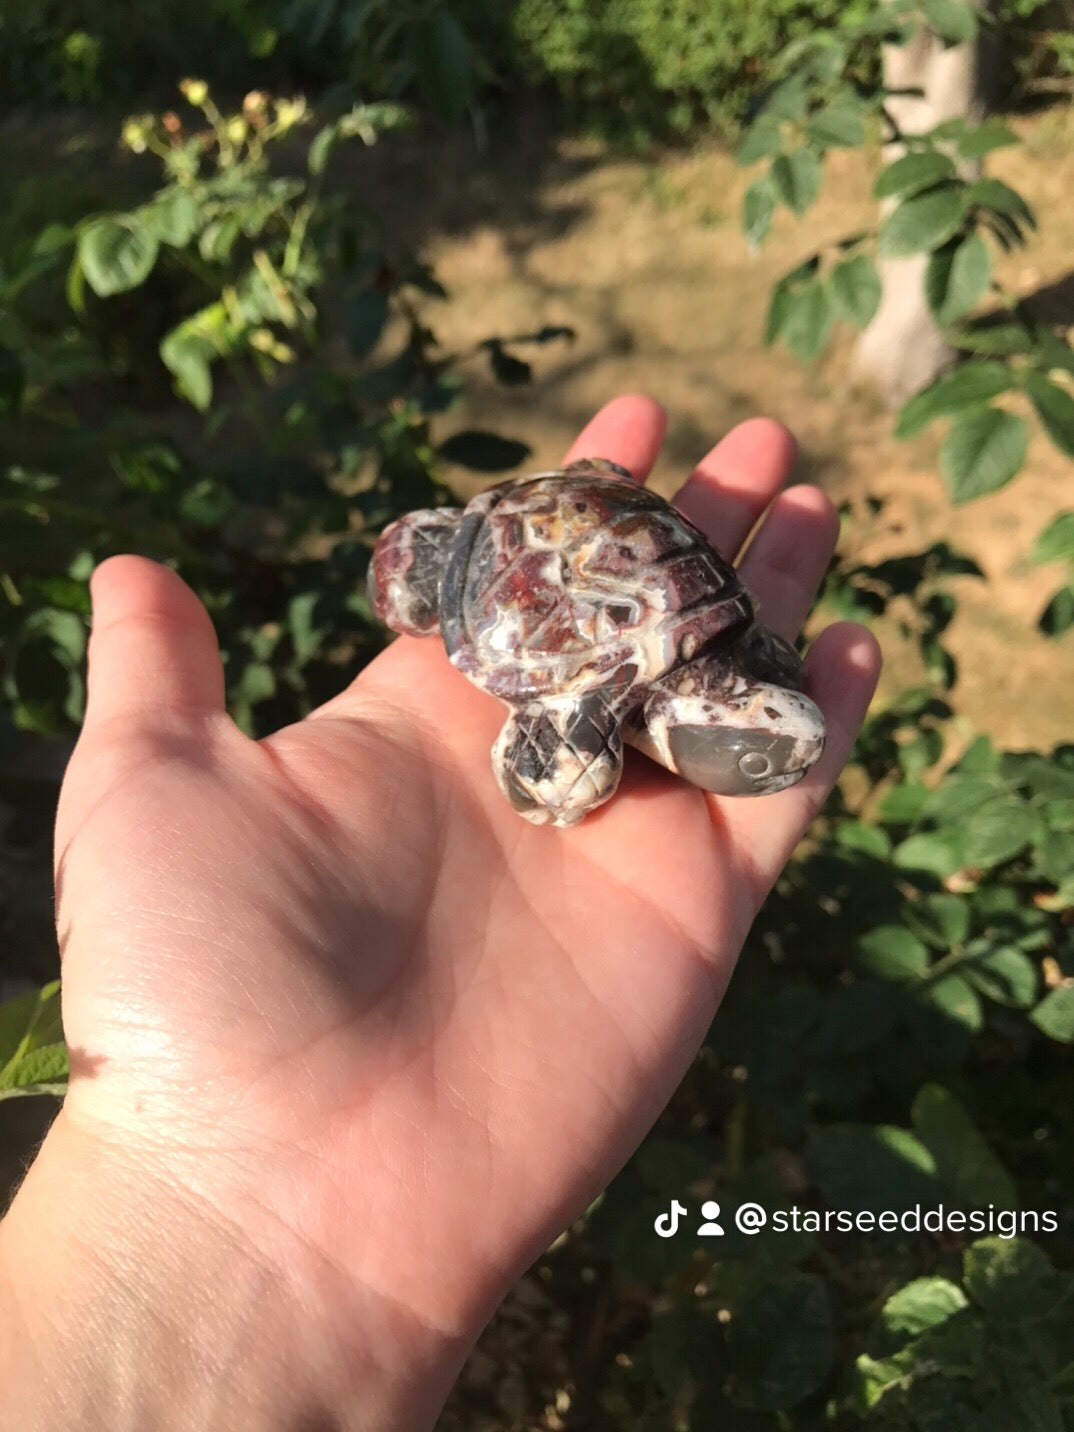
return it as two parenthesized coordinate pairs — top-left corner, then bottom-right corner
(625, 628), (825, 796)
(492, 691), (625, 827)
(368, 507), (464, 637)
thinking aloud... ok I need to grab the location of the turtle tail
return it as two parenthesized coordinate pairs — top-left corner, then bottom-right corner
(492, 691), (625, 827)
(368, 507), (463, 637)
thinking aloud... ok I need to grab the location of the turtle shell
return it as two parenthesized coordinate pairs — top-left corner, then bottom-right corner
(440, 460), (755, 704)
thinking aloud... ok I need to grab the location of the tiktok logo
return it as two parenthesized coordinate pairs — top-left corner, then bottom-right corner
(653, 1199), (688, 1238)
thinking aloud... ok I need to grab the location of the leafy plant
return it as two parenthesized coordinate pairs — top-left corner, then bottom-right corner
(0, 981), (67, 1101)
(511, 0), (871, 144)
(736, 0), (1074, 631)
(2, 14), (1072, 1428)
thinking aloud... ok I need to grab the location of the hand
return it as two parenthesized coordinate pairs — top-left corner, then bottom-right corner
(4, 397), (880, 1430)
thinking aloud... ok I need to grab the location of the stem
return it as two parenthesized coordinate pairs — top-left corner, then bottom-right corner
(917, 945), (969, 987)
(283, 201), (314, 279)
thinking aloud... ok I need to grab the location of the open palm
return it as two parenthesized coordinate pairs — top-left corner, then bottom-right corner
(51, 396), (879, 1402)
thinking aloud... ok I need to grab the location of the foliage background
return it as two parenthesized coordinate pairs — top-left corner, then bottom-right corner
(1, 1), (1073, 1428)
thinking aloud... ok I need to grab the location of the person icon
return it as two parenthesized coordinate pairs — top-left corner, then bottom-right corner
(698, 1200), (724, 1235)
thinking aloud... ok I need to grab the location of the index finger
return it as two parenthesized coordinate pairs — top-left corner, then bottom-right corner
(562, 394), (667, 481)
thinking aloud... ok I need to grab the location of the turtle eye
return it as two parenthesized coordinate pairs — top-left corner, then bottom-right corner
(738, 751), (773, 779)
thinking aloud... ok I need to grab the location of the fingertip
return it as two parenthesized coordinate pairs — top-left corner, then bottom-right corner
(84, 555), (227, 728)
(673, 415), (800, 559)
(88, 554), (182, 622)
(563, 394), (667, 480)
(803, 621), (883, 741)
(730, 416), (798, 479)
(809, 620), (883, 677)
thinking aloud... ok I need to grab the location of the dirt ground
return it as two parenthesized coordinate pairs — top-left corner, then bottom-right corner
(365, 103), (1074, 756)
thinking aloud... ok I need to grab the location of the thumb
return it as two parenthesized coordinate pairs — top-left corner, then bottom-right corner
(53, 556), (230, 904)
(83, 555), (226, 732)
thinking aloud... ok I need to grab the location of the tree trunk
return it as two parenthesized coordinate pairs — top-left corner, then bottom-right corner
(849, 11), (996, 408)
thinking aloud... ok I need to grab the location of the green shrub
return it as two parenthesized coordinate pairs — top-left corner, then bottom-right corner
(510, 0), (872, 141)
(0, 0), (514, 118)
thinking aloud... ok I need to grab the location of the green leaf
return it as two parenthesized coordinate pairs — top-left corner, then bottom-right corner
(807, 104), (865, 149)
(743, 178), (776, 248)
(179, 478), (232, 527)
(828, 255), (881, 327)
(199, 216), (241, 263)
(346, 289), (389, 356)
(807, 1124), (937, 1211)
(410, 13), (473, 125)
(737, 116), (783, 166)
(956, 119), (1020, 159)
(874, 150), (956, 201)
(878, 185), (966, 257)
(952, 734), (998, 776)
(809, 982), (900, 1057)
(238, 661), (276, 705)
(834, 820), (892, 859)
(919, 973), (983, 1031)
(875, 1278), (968, 1352)
(78, 217), (159, 296)
(906, 975), (982, 1062)
(1030, 511), (1074, 565)
(1022, 372), (1074, 457)
(962, 942), (1039, 1008)
(438, 431), (532, 472)
(0, 988), (47, 1067)
(781, 282), (833, 362)
(727, 1275), (834, 1411)
(287, 590), (324, 663)
(0, 981), (64, 1092)
(940, 408), (1029, 502)
(922, 774), (1004, 823)
(1039, 584), (1074, 636)
(902, 893), (970, 948)
(143, 190), (198, 248)
(1030, 985), (1074, 1042)
(912, 1084), (1017, 1206)
(893, 830), (967, 879)
(1036, 331), (1074, 375)
(895, 362), (1014, 439)
(771, 149), (822, 215)
(765, 281), (793, 346)
(964, 1237), (1061, 1323)
(0, 1041), (69, 1093)
(880, 781), (930, 823)
(764, 75), (809, 122)
(923, 0), (979, 43)
(308, 123), (338, 176)
(22, 607), (86, 667)
(160, 329), (213, 412)
(950, 321), (1036, 356)
(965, 177), (1036, 231)
(962, 796), (1043, 868)
(1044, 797), (1074, 831)
(857, 925), (930, 981)
(925, 233), (992, 324)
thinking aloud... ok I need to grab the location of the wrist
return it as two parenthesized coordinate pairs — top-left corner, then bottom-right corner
(0, 1108), (465, 1432)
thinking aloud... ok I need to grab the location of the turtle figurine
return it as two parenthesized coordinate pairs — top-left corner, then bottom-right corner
(368, 457), (825, 827)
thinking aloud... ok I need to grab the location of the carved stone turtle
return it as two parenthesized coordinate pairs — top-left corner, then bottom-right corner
(368, 457), (825, 826)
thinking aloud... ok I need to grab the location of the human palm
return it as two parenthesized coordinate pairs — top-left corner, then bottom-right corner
(51, 397), (879, 1375)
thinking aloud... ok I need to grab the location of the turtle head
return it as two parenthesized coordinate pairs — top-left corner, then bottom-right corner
(630, 665), (826, 797)
(368, 507), (464, 637)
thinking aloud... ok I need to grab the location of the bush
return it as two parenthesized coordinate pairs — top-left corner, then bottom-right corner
(0, 79), (563, 990)
(0, 0), (514, 118)
(510, 0), (872, 141)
